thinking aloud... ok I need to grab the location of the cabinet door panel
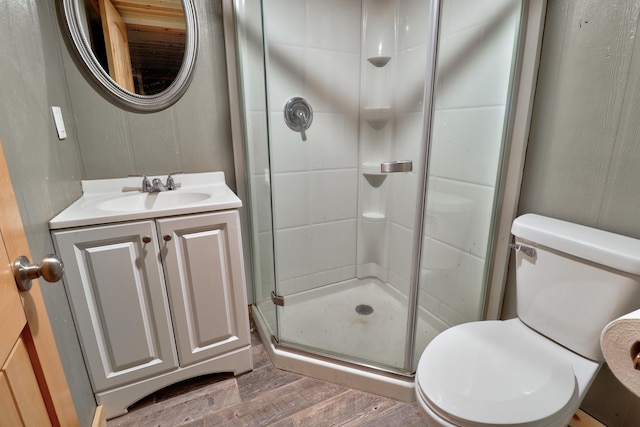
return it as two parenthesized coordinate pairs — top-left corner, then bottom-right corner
(158, 211), (250, 366)
(53, 221), (178, 392)
(182, 228), (233, 343)
(86, 244), (160, 370)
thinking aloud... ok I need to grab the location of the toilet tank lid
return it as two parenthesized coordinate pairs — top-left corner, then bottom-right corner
(512, 214), (640, 275)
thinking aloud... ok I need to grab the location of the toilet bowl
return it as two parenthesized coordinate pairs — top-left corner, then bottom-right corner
(415, 319), (599, 427)
(415, 214), (640, 426)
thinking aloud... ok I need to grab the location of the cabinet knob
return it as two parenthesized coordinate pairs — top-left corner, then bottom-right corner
(13, 254), (64, 292)
(163, 234), (172, 241)
(142, 236), (152, 244)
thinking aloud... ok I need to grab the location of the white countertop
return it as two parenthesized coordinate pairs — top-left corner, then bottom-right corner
(50, 172), (242, 230)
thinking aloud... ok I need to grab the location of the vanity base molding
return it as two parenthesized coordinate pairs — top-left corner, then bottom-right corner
(98, 345), (252, 420)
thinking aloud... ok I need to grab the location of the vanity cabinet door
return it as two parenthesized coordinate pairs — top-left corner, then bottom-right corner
(52, 221), (178, 392)
(157, 211), (250, 366)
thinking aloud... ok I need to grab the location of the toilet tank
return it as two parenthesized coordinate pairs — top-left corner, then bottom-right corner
(511, 214), (640, 362)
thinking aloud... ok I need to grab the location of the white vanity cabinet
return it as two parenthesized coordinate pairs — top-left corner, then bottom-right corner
(52, 209), (252, 419)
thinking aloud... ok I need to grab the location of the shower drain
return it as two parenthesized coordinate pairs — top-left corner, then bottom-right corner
(355, 304), (374, 315)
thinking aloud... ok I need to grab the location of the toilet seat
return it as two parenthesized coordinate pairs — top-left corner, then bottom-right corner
(416, 320), (578, 427)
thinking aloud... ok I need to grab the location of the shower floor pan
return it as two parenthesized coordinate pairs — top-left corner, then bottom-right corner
(252, 278), (446, 402)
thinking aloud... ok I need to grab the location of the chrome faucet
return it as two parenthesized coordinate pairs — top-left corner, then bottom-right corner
(151, 178), (167, 192)
(142, 174), (177, 193)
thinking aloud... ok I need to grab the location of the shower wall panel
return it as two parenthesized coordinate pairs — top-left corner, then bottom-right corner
(264, 0), (363, 296)
(419, 0), (521, 326)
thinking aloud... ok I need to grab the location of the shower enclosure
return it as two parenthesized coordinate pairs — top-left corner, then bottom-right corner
(233, 0), (525, 395)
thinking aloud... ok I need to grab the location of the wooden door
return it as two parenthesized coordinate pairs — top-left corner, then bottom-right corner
(0, 141), (79, 427)
(99, 0), (135, 92)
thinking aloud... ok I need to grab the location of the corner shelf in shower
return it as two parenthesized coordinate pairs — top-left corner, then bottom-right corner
(362, 107), (391, 130)
(367, 56), (391, 68)
(361, 212), (386, 221)
(360, 165), (387, 191)
(360, 162), (386, 176)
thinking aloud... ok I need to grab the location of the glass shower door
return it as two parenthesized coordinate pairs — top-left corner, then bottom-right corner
(257, 0), (437, 373)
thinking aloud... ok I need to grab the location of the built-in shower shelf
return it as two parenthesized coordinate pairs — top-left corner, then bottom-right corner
(362, 107), (391, 130)
(367, 56), (391, 67)
(361, 162), (379, 169)
(362, 170), (387, 191)
(362, 212), (386, 221)
(360, 163), (386, 175)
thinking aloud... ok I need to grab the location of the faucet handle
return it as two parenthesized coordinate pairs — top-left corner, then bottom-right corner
(166, 174), (176, 190)
(142, 175), (152, 192)
(166, 171), (184, 190)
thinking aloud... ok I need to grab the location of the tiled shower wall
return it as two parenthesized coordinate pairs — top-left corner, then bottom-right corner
(265, 0), (433, 297)
(264, 0), (362, 295)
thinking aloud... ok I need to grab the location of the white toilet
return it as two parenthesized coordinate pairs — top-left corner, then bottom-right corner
(415, 213), (640, 427)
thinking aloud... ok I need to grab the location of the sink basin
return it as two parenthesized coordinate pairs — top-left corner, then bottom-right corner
(92, 191), (212, 212)
(49, 172), (243, 229)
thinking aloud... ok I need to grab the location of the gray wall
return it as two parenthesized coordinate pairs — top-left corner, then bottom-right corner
(0, 0), (94, 425)
(503, 0), (640, 425)
(0, 0), (234, 425)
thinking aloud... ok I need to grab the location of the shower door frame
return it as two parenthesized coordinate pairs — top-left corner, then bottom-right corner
(402, 0), (441, 374)
(482, 0), (548, 319)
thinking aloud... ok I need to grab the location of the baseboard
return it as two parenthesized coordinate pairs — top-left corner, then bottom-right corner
(92, 405), (106, 427)
(569, 410), (606, 427)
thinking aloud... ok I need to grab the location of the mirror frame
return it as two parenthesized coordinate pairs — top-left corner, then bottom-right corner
(61, 0), (198, 112)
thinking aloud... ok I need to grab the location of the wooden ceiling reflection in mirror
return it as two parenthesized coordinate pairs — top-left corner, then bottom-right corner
(84, 0), (186, 95)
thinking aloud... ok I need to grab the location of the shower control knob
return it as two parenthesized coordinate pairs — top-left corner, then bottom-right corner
(13, 254), (64, 292)
(284, 97), (313, 141)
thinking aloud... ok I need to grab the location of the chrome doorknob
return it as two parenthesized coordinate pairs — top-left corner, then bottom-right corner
(13, 254), (64, 292)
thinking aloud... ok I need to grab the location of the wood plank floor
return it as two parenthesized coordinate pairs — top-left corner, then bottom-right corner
(106, 321), (428, 426)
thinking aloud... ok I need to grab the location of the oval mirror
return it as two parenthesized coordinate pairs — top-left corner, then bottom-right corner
(61, 0), (198, 112)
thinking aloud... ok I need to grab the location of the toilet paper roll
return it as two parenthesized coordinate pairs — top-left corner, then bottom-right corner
(601, 309), (640, 397)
